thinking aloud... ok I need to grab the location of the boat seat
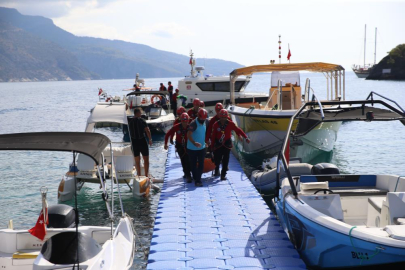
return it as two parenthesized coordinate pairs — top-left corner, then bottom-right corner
(368, 197), (386, 213)
(300, 194), (344, 221)
(115, 156), (134, 172)
(77, 154), (96, 171)
(387, 192), (405, 225)
(331, 186), (388, 197)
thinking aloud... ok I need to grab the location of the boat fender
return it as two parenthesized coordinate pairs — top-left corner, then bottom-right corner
(152, 183), (161, 192)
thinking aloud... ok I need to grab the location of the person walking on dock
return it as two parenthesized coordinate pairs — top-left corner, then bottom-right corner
(187, 108), (209, 186)
(206, 103), (232, 139)
(211, 109), (250, 180)
(164, 113), (192, 182)
(187, 98), (201, 120)
(173, 106), (187, 126)
(129, 108), (153, 177)
(172, 89), (179, 116)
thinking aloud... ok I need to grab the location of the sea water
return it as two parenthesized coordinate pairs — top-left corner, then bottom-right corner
(0, 72), (404, 269)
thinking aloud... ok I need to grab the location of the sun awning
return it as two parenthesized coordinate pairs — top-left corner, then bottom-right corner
(85, 103), (128, 132)
(230, 62), (344, 77)
(0, 132), (110, 164)
(294, 103), (405, 137)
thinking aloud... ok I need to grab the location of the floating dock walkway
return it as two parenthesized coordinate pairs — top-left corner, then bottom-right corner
(147, 146), (305, 270)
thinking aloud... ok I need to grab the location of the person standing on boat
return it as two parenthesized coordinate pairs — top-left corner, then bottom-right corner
(187, 108), (209, 187)
(172, 89), (179, 116)
(187, 98), (201, 120)
(167, 81), (173, 100)
(211, 109), (250, 180)
(159, 83), (167, 92)
(164, 113), (192, 182)
(129, 108), (153, 177)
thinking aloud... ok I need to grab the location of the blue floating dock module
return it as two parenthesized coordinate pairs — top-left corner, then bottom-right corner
(147, 145), (305, 270)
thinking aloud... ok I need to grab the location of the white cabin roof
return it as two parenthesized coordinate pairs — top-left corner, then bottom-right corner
(85, 102), (128, 132)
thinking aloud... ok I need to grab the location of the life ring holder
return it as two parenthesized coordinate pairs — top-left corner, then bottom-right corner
(151, 95), (162, 104)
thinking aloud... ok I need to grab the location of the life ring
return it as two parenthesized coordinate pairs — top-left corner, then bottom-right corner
(151, 95), (162, 104)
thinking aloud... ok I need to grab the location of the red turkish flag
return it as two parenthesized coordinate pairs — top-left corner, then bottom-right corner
(28, 209), (48, 241)
(98, 88), (103, 96)
(287, 49), (292, 61)
(189, 58), (192, 65)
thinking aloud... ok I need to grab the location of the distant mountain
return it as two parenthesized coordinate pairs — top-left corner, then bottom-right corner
(367, 44), (405, 80)
(0, 7), (243, 82)
(0, 20), (98, 81)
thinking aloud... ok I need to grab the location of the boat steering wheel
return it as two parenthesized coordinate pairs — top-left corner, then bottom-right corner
(313, 189), (334, 194)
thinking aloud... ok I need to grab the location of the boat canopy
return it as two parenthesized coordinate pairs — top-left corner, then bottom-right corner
(293, 100), (405, 137)
(0, 132), (110, 164)
(126, 91), (169, 96)
(231, 62), (344, 77)
(276, 95), (405, 198)
(85, 103), (128, 132)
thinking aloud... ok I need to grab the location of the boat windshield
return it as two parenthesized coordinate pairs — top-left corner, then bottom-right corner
(271, 71), (300, 87)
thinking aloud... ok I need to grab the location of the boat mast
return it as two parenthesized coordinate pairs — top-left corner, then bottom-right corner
(374, 27), (377, 65)
(364, 24), (366, 68)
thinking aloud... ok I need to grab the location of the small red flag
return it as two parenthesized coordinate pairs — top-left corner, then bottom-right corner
(189, 58), (192, 65)
(287, 49), (291, 61)
(28, 209), (48, 241)
(98, 88), (103, 96)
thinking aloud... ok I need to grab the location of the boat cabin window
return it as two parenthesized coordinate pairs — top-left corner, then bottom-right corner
(149, 107), (161, 117)
(196, 81), (248, 92)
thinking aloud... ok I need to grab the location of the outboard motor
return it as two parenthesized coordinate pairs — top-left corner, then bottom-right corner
(312, 163), (340, 175)
(47, 204), (76, 228)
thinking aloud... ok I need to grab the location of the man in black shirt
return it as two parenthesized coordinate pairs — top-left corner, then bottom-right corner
(129, 108), (153, 177)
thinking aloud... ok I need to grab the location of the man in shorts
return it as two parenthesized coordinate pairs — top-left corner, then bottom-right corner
(129, 108), (153, 177)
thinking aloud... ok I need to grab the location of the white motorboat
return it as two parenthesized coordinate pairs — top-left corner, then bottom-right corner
(58, 102), (151, 202)
(228, 62), (346, 164)
(125, 91), (175, 133)
(273, 94), (405, 269)
(0, 132), (135, 270)
(176, 51), (268, 116)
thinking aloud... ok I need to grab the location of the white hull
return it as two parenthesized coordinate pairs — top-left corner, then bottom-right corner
(0, 217), (135, 270)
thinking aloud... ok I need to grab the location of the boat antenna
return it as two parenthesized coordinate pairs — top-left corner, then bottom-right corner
(278, 35), (282, 64)
(189, 50), (195, 77)
(374, 27), (377, 65)
(364, 24), (366, 68)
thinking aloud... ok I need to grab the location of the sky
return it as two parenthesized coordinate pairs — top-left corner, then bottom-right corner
(1, 0), (405, 69)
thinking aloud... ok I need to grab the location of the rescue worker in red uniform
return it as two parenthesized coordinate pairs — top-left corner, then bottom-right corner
(206, 103), (232, 140)
(164, 113), (192, 182)
(187, 98), (201, 120)
(200, 100), (205, 108)
(173, 107), (187, 126)
(211, 109), (250, 179)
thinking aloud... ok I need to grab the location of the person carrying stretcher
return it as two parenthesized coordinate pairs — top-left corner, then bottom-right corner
(211, 109), (250, 180)
(164, 113), (192, 182)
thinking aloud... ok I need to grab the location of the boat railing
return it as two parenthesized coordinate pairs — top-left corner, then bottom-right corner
(277, 80), (283, 110)
(366, 91), (405, 113)
(304, 78), (324, 119)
